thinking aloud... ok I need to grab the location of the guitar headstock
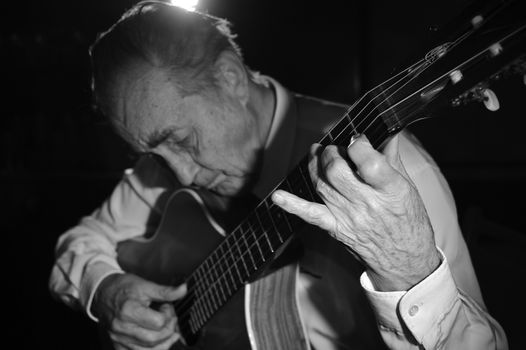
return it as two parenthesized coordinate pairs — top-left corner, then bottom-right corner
(403, 0), (526, 120)
(319, 0), (525, 151)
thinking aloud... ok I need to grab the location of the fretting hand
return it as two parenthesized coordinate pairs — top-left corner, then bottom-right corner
(271, 134), (441, 291)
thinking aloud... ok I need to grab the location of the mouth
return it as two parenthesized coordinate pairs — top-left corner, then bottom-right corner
(203, 174), (225, 190)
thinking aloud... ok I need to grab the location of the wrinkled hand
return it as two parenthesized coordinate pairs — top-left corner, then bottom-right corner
(92, 273), (187, 350)
(271, 134), (441, 291)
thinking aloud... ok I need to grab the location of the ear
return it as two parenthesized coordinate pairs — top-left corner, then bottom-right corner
(214, 50), (249, 105)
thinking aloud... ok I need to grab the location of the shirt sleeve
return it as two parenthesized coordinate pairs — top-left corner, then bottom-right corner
(361, 249), (508, 349)
(48, 155), (177, 321)
(359, 132), (508, 349)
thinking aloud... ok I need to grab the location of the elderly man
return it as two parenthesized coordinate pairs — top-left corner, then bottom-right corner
(49, 2), (507, 349)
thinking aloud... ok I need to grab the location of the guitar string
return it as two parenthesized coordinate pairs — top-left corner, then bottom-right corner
(172, 21), (509, 332)
(340, 21), (526, 149)
(177, 20), (526, 338)
(174, 123), (417, 337)
(174, 21), (483, 303)
(171, 38), (463, 327)
(170, 56), (434, 314)
(180, 0), (526, 319)
(173, 56), (435, 310)
(171, 60), (442, 331)
(173, 45), (451, 316)
(364, 23), (526, 142)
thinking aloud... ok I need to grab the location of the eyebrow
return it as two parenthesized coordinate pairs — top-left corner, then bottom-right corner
(145, 126), (182, 150)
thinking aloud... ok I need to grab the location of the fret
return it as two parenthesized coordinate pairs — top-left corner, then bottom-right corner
(270, 205), (299, 242)
(263, 198), (284, 243)
(268, 204), (293, 237)
(192, 271), (210, 324)
(192, 301), (206, 329)
(202, 287), (218, 318)
(206, 281), (219, 312)
(344, 113), (356, 131)
(201, 283), (217, 319)
(193, 268), (205, 296)
(330, 115), (354, 146)
(239, 225), (257, 271)
(221, 270), (233, 298)
(224, 234), (243, 284)
(253, 209), (276, 256)
(298, 158), (318, 203)
(254, 205), (273, 233)
(202, 267), (222, 310)
(319, 133), (332, 146)
(205, 257), (226, 302)
(196, 297), (210, 321)
(189, 313), (197, 333)
(251, 230), (268, 264)
(230, 229), (250, 281)
(192, 280), (209, 322)
(213, 244), (237, 292)
(288, 168), (314, 202)
(244, 220), (265, 264)
(279, 177), (294, 195)
(256, 203), (282, 247)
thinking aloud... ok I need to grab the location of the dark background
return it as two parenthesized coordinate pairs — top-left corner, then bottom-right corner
(3, 0), (525, 348)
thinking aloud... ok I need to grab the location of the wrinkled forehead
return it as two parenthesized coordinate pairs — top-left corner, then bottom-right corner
(110, 65), (183, 151)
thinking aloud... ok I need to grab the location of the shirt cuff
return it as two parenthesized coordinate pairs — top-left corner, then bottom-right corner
(360, 248), (459, 344)
(79, 260), (124, 322)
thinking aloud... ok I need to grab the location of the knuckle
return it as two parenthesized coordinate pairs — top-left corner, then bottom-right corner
(360, 155), (384, 176)
(140, 330), (160, 345)
(306, 206), (321, 220)
(110, 318), (122, 332)
(314, 178), (327, 194)
(121, 299), (135, 315)
(325, 158), (347, 180)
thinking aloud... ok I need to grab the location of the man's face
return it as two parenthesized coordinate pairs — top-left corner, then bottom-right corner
(113, 67), (263, 196)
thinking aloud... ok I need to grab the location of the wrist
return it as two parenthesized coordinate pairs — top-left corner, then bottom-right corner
(368, 247), (442, 292)
(91, 273), (122, 320)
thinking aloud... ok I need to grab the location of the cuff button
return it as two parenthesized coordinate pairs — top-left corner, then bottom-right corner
(408, 305), (419, 317)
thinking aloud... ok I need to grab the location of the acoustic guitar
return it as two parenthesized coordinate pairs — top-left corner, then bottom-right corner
(115, 0), (526, 348)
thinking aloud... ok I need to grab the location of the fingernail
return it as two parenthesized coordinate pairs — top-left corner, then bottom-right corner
(272, 192), (284, 204)
(348, 133), (361, 149)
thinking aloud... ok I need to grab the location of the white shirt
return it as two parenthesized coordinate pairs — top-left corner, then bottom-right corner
(49, 77), (507, 349)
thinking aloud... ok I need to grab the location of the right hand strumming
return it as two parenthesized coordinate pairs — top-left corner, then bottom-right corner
(92, 273), (187, 350)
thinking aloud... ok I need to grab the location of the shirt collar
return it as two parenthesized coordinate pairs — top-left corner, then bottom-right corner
(252, 77), (297, 199)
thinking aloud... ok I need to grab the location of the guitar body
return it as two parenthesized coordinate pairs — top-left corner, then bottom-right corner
(116, 188), (310, 350)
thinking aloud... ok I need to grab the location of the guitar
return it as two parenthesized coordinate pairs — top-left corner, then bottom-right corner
(115, 0), (526, 348)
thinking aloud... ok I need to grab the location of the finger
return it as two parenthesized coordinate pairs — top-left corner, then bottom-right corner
(121, 300), (168, 330)
(111, 318), (176, 349)
(143, 282), (187, 303)
(112, 326), (180, 350)
(318, 145), (362, 199)
(151, 332), (181, 350)
(272, 190), (336, 232)
(346, 134), (397, 190)
(307, 143), (323, 185)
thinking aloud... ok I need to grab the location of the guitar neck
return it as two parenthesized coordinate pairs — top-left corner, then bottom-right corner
(174, 98), (397, 340)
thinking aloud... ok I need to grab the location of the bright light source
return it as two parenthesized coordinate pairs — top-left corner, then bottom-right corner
(169, 0), (199, 11)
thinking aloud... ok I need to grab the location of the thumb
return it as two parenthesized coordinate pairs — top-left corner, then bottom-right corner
(143, 282), (187, 302)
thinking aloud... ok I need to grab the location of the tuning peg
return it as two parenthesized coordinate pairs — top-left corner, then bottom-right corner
(482, 88), (500, 111)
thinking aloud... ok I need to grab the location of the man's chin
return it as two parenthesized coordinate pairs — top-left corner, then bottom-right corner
(212, 185), (248, 197)
(211, 178), (256, 197)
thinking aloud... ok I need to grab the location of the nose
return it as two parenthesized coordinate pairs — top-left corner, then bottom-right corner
(159, 150), (199, 186)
